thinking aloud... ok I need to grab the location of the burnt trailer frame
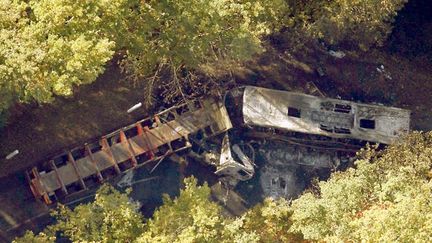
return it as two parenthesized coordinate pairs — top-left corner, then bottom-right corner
(26, 98), (232, 204)
(26, 86), (411, 204)
(237, 86), (410, 145)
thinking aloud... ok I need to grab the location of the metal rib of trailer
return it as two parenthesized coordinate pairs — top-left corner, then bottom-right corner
(27, 98), (232, 204)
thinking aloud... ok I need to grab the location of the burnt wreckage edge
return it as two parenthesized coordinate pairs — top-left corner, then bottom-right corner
(26, 86), (411, 204)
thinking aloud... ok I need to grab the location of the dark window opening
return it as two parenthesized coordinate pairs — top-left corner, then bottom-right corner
(170, 138), (188, 150)
(155, 144), (171, 157)
(119, 159), (134, 172)
(334, 127), (351, 134)
(88, 143), (102, 154)
(124, 126), (139, 138)
(320, 124), (333, 133)
(83, 176), (99, 187)
(101, 167), (117, 179)
(279, 178), (286, 189)
(48, 194), (57, 203)
(360, 119), (375, 129)
(192, 99), (203, 109)
(71, 148), (86, 160)
(176, 105), (190, 115)
(140, 118), (153, 128)
(54, 154), (69, 167)
(194, 129), (204, 140)
(238, 170), (248, 177)
(160, 111), (176, 122)
(288, 107), (301, 118)
(204, 125), (214, 136)
(66, 181), (85, 194)
(334, 104), (351, 113)
(107, 134), (121, 146)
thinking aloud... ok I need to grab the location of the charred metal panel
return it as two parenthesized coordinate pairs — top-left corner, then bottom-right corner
(215, 134), (254, 187)
(242, 86), (410, 144)
(258, 141), (352, 199)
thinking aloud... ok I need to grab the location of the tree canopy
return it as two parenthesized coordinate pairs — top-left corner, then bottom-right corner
(137, 177), (228, 242)
(14, 132), (432, 242)
(14, 177), (298, 242)
(286, 0), (408, 49)
(290, 132), (432, 242)
(0, 0), (409, 115)
(0, 0), (288, 112)
(0, 0), (118, 111)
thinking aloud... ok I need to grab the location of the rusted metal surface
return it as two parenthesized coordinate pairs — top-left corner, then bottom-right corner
(242, 86), (411, 144)
(27, 98), (232, 204)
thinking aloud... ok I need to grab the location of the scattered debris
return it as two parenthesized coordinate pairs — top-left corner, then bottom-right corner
(117, 170), (135, 188)
(260, 167), (305, 200)
(376, 64), (392, 80)
(258, 141), (339, 199)
(306, 81), (326, 97)
(376, 64), (385, 73)
(214, 134), (255, 187)
(316, 66), (326, 77)
(328, 50), (346, 58)
(5, 150), (19, 160)
(127, 102), (142, 113)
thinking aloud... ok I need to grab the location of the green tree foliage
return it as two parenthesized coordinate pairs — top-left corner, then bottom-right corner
(30, 0), (141, 49)
(235, 198), (302, 242)
(138, 177), (300, 242)
(12, 231), (55, 243)
(1, 0), (289, 111)
(286, 0), (408, 49)
(138, 178), (262, 243)
(14, 177), (299, 242)
(15, 132), (432, 242)
(122, 0), (288, 73)
(48, 185), (143, 242)
(0, 0), (117, 111)
(137, 177), (228, 242)
(290, 132), (432, 242)
(121, 0), (289, 103)
(1, 0), (408, 111)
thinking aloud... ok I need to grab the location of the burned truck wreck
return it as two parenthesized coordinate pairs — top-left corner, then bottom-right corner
(224, 86), (410, 198)
(26, 86), (411, 204)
